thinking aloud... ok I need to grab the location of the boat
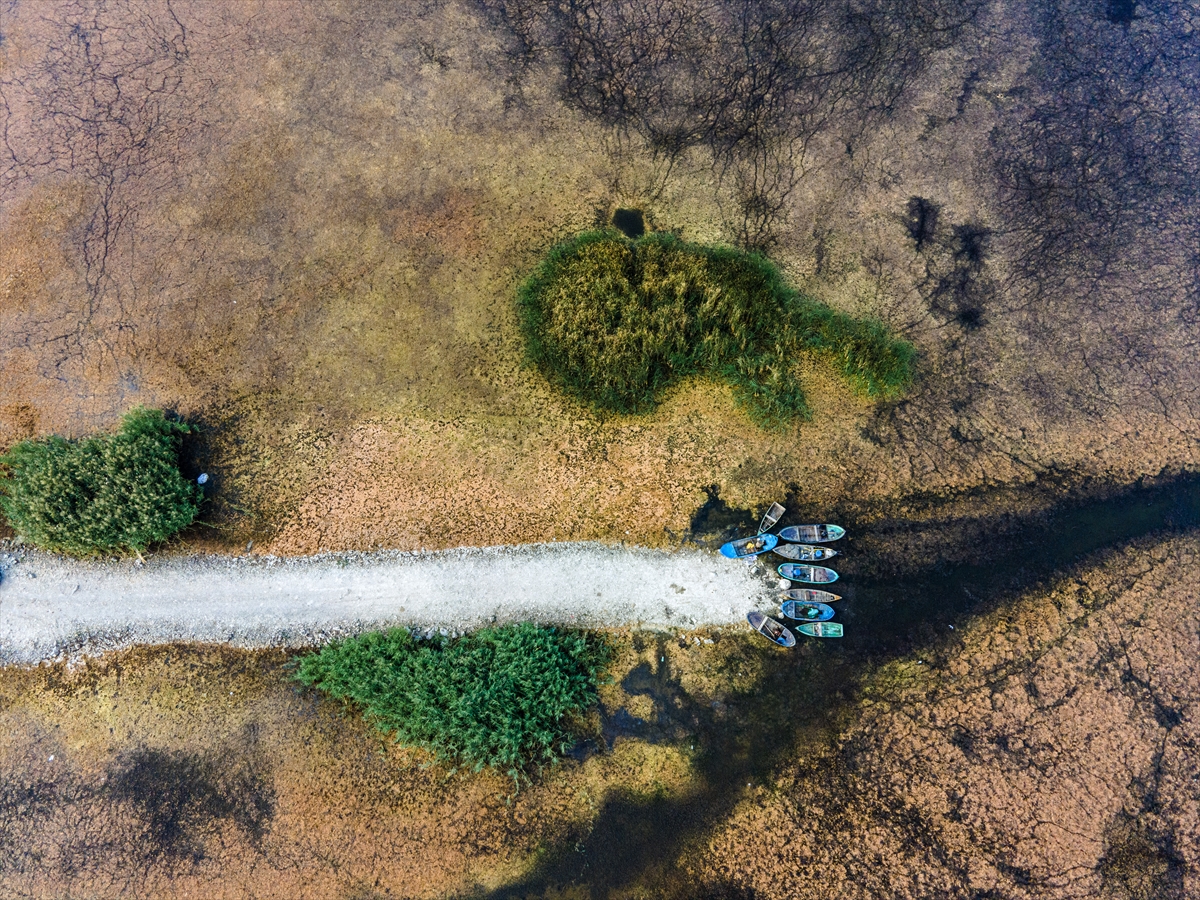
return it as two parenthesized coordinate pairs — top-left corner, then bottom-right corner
(779, 588), (842, 604)
(747, 611), (796, 647)
(773, 543), (837, 562)
(777, 563), (839, 583)
(778, 524), (845, 543)
(757, 502), (786, 534)
(720, 533), (779, 559)
(797, 622), (843, 638)
(781, 600), (835, 622)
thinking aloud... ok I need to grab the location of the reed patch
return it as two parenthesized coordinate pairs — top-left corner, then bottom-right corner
(294, 625), (611, 778)
(0, 408), (202, 557)
(517, 232), (914, 428)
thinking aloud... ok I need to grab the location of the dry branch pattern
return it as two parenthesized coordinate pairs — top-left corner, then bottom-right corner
(0, 0), (1197, 556)
(1, 537), (1196, 897)
(0, 0), (217, 363)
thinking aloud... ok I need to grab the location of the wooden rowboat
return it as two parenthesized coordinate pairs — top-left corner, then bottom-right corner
(781, 601), (836, 622)
(797, 622), (843, 638)
(777, 563), (839, 583)
(720, 533), (779, 559)
(757, 502), (786, 534)
(773, 543), (837, 562)
(747, 611), (796, 647)
(778, 524), (845, 543)
(779, 588), (842, 604)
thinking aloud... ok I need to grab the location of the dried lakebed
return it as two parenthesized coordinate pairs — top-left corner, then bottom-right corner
(0, 543), (773, 664)
(1, 476), (1198, 898)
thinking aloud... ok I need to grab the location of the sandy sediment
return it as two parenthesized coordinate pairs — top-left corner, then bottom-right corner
(0, 542), (773, 664)
(2, 1), (1197, 560)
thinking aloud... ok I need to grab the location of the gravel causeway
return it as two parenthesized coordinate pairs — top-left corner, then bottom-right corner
(0, 542), (774, 664)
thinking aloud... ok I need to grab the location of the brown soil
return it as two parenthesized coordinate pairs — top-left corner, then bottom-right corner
(0, 629), (729, 898)
(2, 3), (1197, 896)
(697, 533), (1200, 900)
(2, 1), (1197, 554)
(3, 533), (1196, 898)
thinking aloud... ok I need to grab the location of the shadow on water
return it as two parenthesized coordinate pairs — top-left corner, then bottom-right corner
(839, 475), (1200, 657)
(485, 472), (1200, 899)
(612, 208), (646, 239)
(687, 485), (757, 543)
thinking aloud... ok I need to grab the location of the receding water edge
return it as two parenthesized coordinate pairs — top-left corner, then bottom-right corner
(489, 471), (1200, 898)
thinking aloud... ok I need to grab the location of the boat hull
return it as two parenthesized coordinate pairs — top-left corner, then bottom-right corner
(773, 543), (837, 561)
(779, 588), (842, 604)
(747, 611), (796, 647)
(778, 524), (845, 543)
(797, 622), (843, 638)
(757, 502), (786, 534)
(719, 533), (779, 559)
(781, 601), (835, 622)
(777, 563), (839, 583)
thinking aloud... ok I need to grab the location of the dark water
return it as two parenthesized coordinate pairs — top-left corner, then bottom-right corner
(843, 475), (1200, 657)
(612, 208), (646, 238)
(487, 473), (1200, 899)
(1106, 0), (1137, 26)
(688, 484), (759, 539)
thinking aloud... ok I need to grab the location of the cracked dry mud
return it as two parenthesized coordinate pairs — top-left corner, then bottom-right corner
(1, 0), (1198, 896)
(698, 534), (1199, 900)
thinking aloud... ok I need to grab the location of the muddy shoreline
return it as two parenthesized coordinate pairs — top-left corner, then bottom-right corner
(2, 473), (1197, 898)
(489, 472), (1200, 895)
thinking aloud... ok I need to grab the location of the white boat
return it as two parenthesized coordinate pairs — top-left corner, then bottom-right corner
(773, 543), (837, 562)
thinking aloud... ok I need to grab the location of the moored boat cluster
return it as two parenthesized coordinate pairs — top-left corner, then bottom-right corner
(719, 503), (846, 647)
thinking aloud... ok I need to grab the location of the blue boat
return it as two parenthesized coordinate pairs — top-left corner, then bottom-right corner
(720, 533), (779, 559)
(778, 524), (845, 543)
(777, 563), (839, 583)
(781, 600), (836, 622)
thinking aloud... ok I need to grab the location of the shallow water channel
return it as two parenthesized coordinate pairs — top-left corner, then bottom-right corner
(488, 472), (1200, 898)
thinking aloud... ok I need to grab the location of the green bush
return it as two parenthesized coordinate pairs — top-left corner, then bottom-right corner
(294, 625), (609, 776)
(0, 407), (202, 557)
(517, 230), (915, 426)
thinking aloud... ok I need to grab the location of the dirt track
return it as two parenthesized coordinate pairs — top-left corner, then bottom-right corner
(0, 542), (772, 664)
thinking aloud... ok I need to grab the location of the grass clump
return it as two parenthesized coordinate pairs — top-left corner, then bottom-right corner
(517, 230), (915, 426)
(294, 625), (610, 775)
(0, 407), (202, 557)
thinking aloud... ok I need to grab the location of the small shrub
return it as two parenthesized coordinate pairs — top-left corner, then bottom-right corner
(517, 230), (914, 426)
(0, 407), (202, 557)
(294, 625), (610, 776)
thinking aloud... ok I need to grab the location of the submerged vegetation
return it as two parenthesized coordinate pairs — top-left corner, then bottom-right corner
(0, 407), (202, 558)
(517, 231), (915, 426)
(294, 625), (610, 775)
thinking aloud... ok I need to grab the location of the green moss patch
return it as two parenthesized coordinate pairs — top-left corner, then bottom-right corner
(517, 231), (914, 426)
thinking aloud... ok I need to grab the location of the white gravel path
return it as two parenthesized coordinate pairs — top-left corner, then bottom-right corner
(0, 542), (776, 664)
